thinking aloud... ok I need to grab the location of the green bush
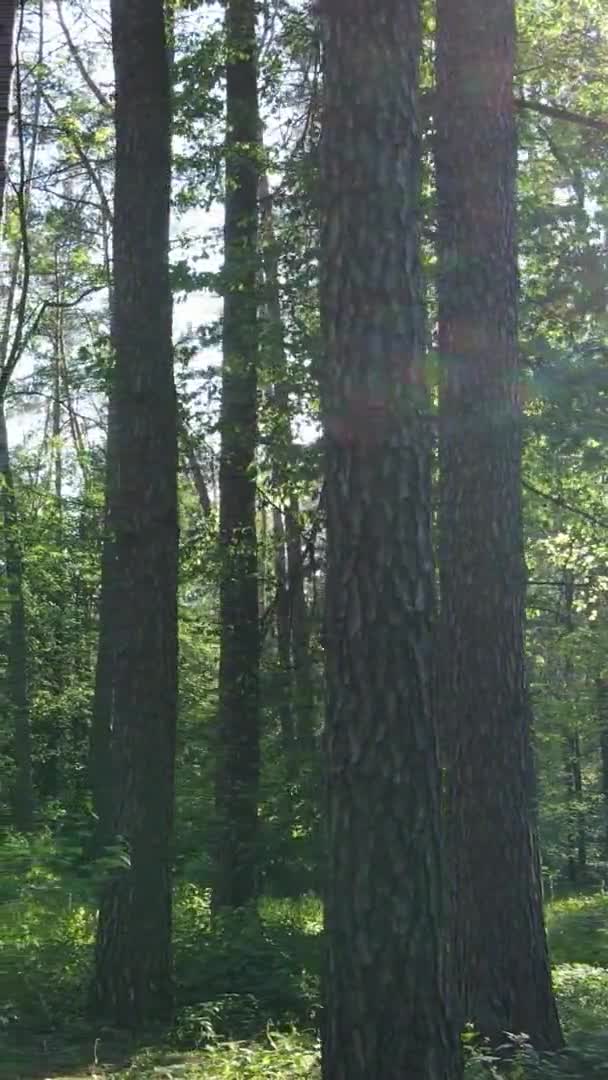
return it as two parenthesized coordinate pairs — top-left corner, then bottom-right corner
(546, 894), (608, 969)
(174, 888), (321, 1030)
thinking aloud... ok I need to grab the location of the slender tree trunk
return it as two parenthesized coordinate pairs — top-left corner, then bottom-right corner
(180, 414), (211, 516)
(565, 731), (587, 884)
(258, 170), (315, 757)
(89, 0), (177, 1027)
(0, 403), (33, 831)
(320, 2), (461, 1077)
(273, 506), (296, 758)
(0, 2), (44, 828)
(597, 676), (608, 862)
(0, 0), (17, 224)
(213, 0), (260, 911)
(285, 499), (315, 752)
(88, 485), (115, 850)
(435, 0), (562, 1050)
(560, 574), (586, 886)
(36, 254), (65, 801)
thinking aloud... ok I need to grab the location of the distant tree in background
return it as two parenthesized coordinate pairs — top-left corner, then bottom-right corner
(0, 0), (18, 224)
(213, 0), (261, 911)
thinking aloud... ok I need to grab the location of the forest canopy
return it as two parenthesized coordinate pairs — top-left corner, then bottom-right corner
(0, 0), (607, 1077)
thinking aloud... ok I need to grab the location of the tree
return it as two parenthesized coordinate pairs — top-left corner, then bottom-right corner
(89, 0), (178, 1026)
(320, 2), (461, 1077)
(213, 0), (261, 910)
(0, 0), (17, 224)
(0, 0), (45, 831)
(435, 0), (563, 1049)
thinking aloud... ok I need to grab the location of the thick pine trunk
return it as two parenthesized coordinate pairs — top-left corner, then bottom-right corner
(0, 0), (17, 223)
(435, 0), (563, 1050)
(89, 0), (177, 1027)
(0, 404), (33, 831)
(320, 3), (461, 1077)
(213, 0), (260, 911)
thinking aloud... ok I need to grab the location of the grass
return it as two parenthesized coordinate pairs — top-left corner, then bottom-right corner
(3, 847), (608, 1079)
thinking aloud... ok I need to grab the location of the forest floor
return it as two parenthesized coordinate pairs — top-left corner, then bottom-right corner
(3, 866), (608, 1078)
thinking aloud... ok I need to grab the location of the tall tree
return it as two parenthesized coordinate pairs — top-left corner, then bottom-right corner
(0, 0), (45, 831)
(435, 0), (563, 1049)
(213, 0), (261, 910)
(89, 0), (178, 1026)
(0, 408), (33, 830)
(0, 0), (17, 223)
(320, 2), (461, 1077)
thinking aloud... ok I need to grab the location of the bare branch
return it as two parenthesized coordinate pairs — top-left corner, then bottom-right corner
(523, 479), (608, 531)
(516, 95), (608, 135)
(54, 0), (112, 113)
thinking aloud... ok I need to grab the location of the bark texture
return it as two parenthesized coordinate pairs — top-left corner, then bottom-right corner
(0, 0), (17, 223)
(320, 2), (461, 1077)
(435, 0), (563, 1050)
(214, 0), (260, 910)
(90, 0), (178, 1027)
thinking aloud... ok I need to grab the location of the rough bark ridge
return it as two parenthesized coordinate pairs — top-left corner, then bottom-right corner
(214, 0), (260, 910)
(0, 0), (17, 223)
(90, 0), (178, 1026)
(435, 0), (563, 1050)
(320, 2), (461, 1077)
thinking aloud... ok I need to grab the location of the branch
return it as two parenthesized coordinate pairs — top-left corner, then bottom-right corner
(39, 86), (113, 225)
(516, 95), (608, 135)
(523, 479), (608, 531)
(54, 0), (112, 113)
(421, 90), (608, 136)
(179, 411), (212, 516)
(9, 284), (107, 379)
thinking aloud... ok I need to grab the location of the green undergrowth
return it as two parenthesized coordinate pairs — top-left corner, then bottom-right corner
(3, 835), (608, 1077)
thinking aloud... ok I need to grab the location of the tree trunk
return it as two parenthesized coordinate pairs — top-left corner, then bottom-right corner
(0, 0), (17, 224)
(435, 0), (563, 1050)
(320, 2), (461, 1077)
(259, 167), (312, 769)
(0, 403), (33, 831)
(88, 475), (115, 851)
(89, 0), (177, 1027)
(273, 506), (296, 759)
(285, 499), (315, 753)
(36, 256), (65, 802)
(565, 730), (587, 884)
(213, 0), (260, 911)
(598, 677), (608, 863)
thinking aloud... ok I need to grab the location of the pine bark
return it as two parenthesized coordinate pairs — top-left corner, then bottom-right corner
(0, 0), (17, 223)
(320, 2), (461, 1077)
(89, 0), (177, 1027)
(213, 0), (260, 910)
(435, 0), (563, 1050)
